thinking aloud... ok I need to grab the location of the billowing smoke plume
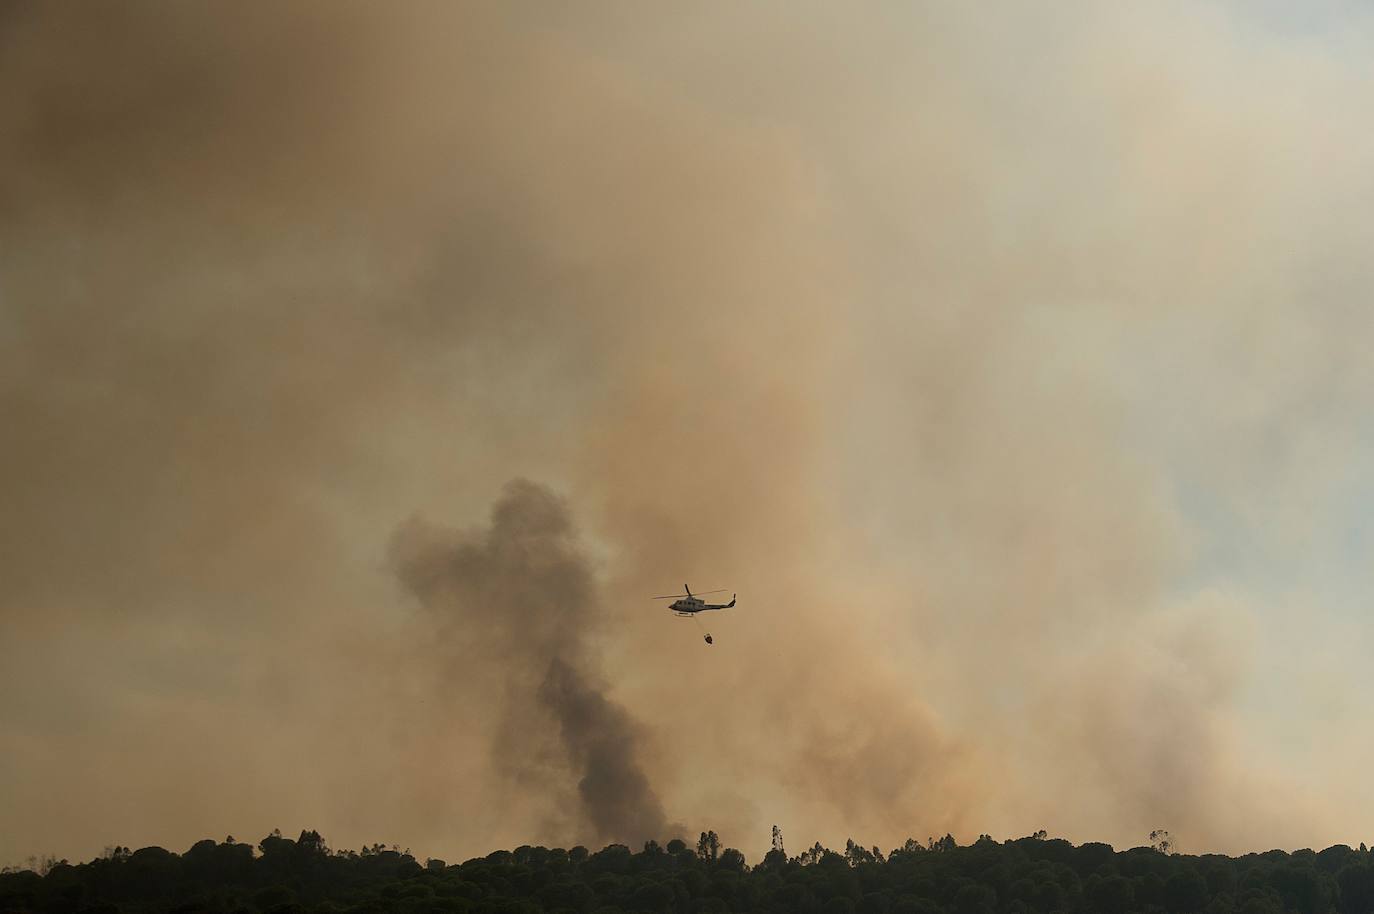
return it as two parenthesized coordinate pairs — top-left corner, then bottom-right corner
(390, 480), (669, 846)
(6, 0), (1374, 868)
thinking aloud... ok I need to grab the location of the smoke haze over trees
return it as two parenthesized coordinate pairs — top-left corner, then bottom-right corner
(7, 0), (1374, 868)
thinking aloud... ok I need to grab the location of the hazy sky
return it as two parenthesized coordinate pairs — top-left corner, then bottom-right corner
(5, 1), (1374, 866)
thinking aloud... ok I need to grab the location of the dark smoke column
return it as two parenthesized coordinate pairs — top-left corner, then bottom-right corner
(389, 479), (670, 846)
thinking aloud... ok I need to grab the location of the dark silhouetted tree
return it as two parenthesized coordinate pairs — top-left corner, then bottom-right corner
(719, 847), (746, 872)
(761, 825), (789, 870)
(891, 838), (925, 860)
(845, 839), (880, 866)
(297, 828), (327, 858)
(929, 834), (957, 853)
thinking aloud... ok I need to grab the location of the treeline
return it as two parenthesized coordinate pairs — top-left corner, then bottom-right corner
(5, 827), (1374, 914)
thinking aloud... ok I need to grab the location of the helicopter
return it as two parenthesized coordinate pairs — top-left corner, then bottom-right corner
(653, 586), (736, 644)
(653, 585), (737, 616)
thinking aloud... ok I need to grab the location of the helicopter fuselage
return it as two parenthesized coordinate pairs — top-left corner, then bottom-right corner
(669, 595), (735, 615)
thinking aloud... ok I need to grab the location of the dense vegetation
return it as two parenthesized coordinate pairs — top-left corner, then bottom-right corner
(5, 827), (1374, 914)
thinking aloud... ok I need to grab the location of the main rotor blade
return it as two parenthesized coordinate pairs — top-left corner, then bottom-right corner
(652, 589), (728, 599)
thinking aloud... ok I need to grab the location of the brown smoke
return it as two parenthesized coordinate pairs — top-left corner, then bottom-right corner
(389, 480), (669, 846)
(5, 0), (1374, 868)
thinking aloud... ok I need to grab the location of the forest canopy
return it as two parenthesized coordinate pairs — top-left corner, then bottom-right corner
(4, 827), (1374, 914)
